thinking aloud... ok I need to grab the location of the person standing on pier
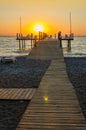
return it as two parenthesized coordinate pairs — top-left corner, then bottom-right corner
(58, 31), (62, 40)
(58, 31), (62, 48)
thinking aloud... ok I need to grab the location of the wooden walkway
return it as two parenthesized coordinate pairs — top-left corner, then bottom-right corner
(0, 88), (36, 100)
(16, 39), (86, 130)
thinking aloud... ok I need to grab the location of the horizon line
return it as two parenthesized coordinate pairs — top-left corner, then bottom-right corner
(0, 34), (86, 37)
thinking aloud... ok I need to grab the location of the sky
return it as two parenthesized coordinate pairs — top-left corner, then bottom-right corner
(0, 0), (86, 36)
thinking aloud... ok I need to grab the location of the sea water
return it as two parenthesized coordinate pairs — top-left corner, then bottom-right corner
(0, 36), (32, 57)
(62, 36), (86, 57)
(0, 36), (86, 57)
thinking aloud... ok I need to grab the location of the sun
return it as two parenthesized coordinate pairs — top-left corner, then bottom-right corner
(28, 22), (49, 34)
(34, 24), (44, 32)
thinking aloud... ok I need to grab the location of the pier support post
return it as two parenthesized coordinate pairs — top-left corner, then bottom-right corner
(42, 32), (45, 39)
(39, 31), (41, 41)
(22, 40), (24, 49)
(34, 35), (37, 47)
(40, 32), (42, 40)
(60, 40), (62, 48)
(58, 31), (62, 48)
(16, 33), (18, 40)
(19, 40), (21, 50)
(68, 40), (71, 50)
(54, 34), (56, 39)
(31, 33), (33, 49)
(24, 40), (25, 49)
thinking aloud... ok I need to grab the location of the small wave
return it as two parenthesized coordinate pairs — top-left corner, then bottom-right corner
(64, 53), (86, 57)
(14, 49), (31, 54)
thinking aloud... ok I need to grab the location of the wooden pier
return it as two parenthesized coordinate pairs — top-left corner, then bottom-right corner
(58, 32), (74, 50)
(16, 39), (86, 130)
(16, 32), (48, 50)
(16, 33), (37, 50)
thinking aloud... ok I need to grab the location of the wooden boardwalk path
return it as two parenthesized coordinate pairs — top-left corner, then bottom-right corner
(16, 39), (86, 130)
(0, 88), (36, 100)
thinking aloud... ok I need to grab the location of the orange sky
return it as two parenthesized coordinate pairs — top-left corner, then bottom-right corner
(0, 0), (86, 36)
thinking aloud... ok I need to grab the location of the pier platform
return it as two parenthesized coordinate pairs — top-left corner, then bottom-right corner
(16, 39), (86, 130)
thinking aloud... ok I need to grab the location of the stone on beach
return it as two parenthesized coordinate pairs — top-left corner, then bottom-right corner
(1, 56), (16, 63)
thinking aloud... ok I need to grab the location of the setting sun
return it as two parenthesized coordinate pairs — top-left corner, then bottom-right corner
(27, 21), (52, 35)
(34, 24), (44, 32)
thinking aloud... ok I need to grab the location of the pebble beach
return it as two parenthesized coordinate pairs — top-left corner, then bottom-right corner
(0, 56), (51, 130)
(64, 57), (86, 120)
(0, 56), (86, 129)
(0, 56), (51, 88)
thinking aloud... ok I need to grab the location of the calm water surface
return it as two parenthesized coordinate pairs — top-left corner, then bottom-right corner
(0, 36), (86, 57)
(62, 36), (86, 57)
(0, 36), (32, 57)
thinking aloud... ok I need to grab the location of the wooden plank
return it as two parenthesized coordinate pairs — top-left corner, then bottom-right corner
(24, 89), (33, 99)
(10, 89), (19, 99)
(29, 88), (37, 99)
(0, 88), (8, 98)
(12, 89), (22, 99)
(17, 89), (27, 99)
(0, 88), (37, 100)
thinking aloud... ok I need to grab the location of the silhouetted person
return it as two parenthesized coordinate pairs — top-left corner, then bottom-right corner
(58, 31), (62, 48)
(58, 31), (62, 40)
